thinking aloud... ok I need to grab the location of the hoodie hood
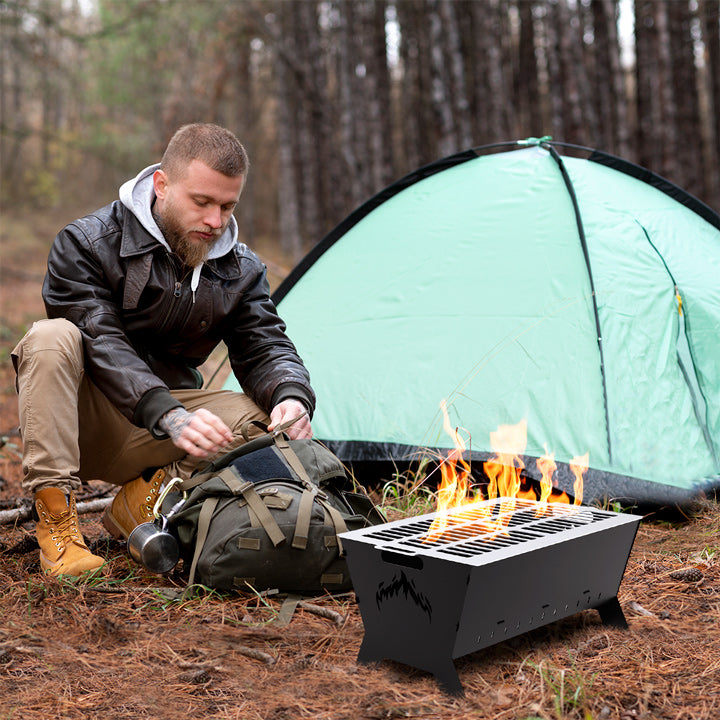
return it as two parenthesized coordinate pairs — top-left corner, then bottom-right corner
(119, 163), (239, 297)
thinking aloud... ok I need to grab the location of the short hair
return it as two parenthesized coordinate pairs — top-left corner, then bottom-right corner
(161, 123), (249, 180)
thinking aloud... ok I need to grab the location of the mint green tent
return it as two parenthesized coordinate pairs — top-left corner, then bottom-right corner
(226, 140), (720, 509)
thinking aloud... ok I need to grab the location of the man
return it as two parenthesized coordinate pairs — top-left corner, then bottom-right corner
(12, 123), (315, 577)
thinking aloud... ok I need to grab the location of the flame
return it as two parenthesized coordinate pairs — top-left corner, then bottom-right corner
(426, 401), (476, 539)
(485, 419), (527, 500)
(569, 452), (588, 506)
(536, 446), (556, 503)
(423, 402), (588, 543)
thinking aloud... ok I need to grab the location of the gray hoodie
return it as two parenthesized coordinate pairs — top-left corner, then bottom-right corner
(119, 163), (239, 298)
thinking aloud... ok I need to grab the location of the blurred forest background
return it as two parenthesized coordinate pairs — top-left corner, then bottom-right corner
(1, 0), (719, 264)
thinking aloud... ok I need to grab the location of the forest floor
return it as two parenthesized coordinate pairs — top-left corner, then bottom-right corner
(1, 209), (720, 720)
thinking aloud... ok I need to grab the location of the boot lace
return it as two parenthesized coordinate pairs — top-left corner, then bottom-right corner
(46, 509), (82, 549)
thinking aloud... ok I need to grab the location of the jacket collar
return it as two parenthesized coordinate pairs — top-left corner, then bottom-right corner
(117, 202), (244, 279)
(119, 204), (162, 258)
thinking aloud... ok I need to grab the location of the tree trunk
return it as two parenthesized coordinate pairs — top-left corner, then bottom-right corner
(368, 0), (395, 188)
(552, 0), (587, 143)
(654, 2), (679, 182)
(234, 22), (256, 244)
(468, 0), (511, 142)
(335, 0), (364, 209)
(667, 0), (704, 197)
(591, 0), (629, 155)
(396, 0), (436, 169)
(294, 0), (323, 247)
(541, 3), (566, 141)
(635, 1), (664, 172)
(2, 28), (26, 195)
(699, 0), (720, 202)
(273, 3), (303, 260)
(438, 0), (472, 149)
(516, 1), (541, 139)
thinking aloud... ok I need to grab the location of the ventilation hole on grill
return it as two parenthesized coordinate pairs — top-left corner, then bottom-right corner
(496, 619), (505, 625)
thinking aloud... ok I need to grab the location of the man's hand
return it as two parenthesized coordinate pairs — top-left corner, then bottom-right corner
(158, 407), (234, 457)
(268, 399), (312, 439)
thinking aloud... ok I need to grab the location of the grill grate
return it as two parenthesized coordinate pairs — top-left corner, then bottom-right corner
(360, 498), (615, 562)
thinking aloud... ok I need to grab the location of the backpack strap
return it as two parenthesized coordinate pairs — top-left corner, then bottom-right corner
(292, 489), (315, 550)
(317, 497), (349, 555)
(240, 414), (306, 442)
(218, 466), (287, 548)
(275, 594), (303, 627)
(187, 496), (219, 586)
(272, 435), (324, 550)
(272, 435), (350, 552)
(273, 435), (314, 488)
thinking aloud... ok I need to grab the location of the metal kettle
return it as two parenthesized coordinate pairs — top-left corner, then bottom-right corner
(127, 477), (186, 574)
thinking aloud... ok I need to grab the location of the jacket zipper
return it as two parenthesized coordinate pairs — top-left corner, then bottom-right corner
(158, 255), (192, 334)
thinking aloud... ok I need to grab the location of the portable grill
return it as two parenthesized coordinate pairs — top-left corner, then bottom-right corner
(340, 497), (641, 694)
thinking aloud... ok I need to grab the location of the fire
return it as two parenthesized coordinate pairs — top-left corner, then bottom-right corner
(426, 401), (477, 539)
(570, 452), (589, 504)
(484, 419), (527, 500)
(536, 447), (556, 503)
(436, 400), (473, 510)
(424, 403), (586, 542)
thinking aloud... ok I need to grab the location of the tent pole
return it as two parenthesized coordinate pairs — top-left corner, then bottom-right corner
(546, 144), (614, 465)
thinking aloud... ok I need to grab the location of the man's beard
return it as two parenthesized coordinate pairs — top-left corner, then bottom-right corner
(167, 231), (211, 268)
(154, 203), (219, 268)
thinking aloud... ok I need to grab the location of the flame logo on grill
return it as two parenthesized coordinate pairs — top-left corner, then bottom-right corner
(376, 571), (433, 622)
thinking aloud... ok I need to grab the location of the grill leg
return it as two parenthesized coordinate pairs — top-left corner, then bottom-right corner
(433, 660), (464, 697)
(358, 638), (464, 696)
(357, 636), (383, 666)
(596, 596), (628, 629)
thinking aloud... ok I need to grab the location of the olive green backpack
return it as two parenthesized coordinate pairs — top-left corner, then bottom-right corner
(166, 421), (385, 596)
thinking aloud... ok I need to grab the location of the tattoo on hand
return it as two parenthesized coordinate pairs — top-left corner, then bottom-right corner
(158, 407), (192, 443)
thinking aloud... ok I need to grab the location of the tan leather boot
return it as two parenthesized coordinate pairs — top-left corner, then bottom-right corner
(34, 488), (105, 577)
(102, 469), (166, 539)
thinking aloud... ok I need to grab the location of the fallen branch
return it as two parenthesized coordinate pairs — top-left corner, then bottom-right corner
(299, 601), (346, 627)
(0, 497), (113, 526)
(236, 645), (276, 665)
(627, 600), (655, 617)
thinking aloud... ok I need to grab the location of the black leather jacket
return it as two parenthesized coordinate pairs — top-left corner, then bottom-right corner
(43, 200), (315, 436)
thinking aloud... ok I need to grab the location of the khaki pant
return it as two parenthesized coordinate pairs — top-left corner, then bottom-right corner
(12, 318), (269, 495)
